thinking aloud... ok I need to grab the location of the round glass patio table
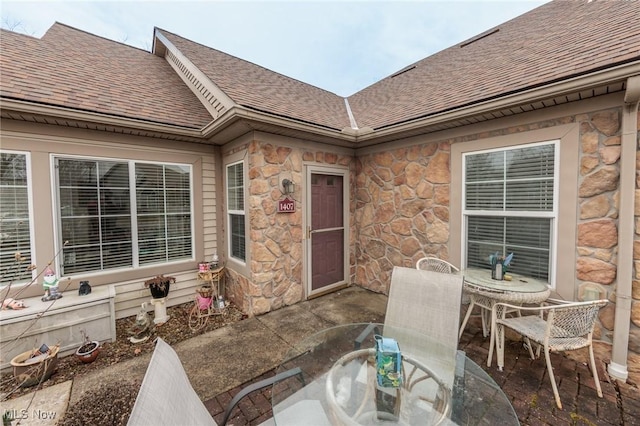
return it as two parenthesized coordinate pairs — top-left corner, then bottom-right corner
(271, 323), (519, 425)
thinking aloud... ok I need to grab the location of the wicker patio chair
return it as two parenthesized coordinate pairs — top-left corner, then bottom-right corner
(415, 257), (460, 274)
(492, 299), (608, 409)
(416, 256), (471, 311)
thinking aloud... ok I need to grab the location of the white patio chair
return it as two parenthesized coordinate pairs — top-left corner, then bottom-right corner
(415, 257), (460, 274)
(493, 299), (608, 409)
(416, 256), (470, 310)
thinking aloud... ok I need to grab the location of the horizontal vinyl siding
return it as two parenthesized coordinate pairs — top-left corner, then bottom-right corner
(201, 156), (218, 261)
(112, 271), (200, 319)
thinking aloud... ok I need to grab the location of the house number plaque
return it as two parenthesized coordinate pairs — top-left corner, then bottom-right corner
(278, 197), (296, 213)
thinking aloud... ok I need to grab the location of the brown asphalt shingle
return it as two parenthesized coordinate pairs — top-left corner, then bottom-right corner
(0, 23), (213, 129)
(347, 0), (640, 130)
(158, 29), (352, 131)
(1, 1), (639, 134)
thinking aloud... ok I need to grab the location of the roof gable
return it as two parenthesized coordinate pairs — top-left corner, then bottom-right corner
(156, 29), (352, 131)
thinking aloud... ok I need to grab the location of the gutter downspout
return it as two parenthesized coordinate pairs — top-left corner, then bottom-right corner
(608, 75), (640, 381)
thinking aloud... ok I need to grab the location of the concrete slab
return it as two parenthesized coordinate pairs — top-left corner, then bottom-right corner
(256, 287), (387, 363)
(0, 380), (72, 426)
(305, 286), (387, 324)
(255, 303), (335, 347)
(176, 317), (292, 401)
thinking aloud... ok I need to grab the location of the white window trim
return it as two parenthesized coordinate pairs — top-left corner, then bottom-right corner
(461, 140), (559, 286)
(50, 154), (195, 277)
(0, 150), (36, 287)
(225, 159), (247, 266)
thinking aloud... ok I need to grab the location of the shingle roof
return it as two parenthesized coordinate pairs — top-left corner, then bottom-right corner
(0, 23), (213, 129)
(347, 0), (640, 130)
(1, 1), (639, 136)
(158, 29), (352, 131)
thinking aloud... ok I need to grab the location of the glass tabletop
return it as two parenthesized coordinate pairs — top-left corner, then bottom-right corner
(272, 323), (518, 425)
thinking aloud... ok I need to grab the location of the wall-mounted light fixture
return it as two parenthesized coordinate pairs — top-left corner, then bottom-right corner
(282, 178), (295, 195)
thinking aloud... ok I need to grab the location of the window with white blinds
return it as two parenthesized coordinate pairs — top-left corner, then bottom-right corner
(463, 141), (557, 281)
(0, 152), (32, 285)
(56, 157), (193, 275)
(226, 161), (245, 262)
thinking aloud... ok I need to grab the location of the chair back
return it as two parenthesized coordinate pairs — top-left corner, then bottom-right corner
(385, 266), (464, 388)
(416, 257), (460, 274)
(128, 338), (217, 426)
(386, 266), (463, 343)
(547, 300), (607, 339)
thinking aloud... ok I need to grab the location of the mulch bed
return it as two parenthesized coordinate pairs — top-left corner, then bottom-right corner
(1, 301), (246, 425)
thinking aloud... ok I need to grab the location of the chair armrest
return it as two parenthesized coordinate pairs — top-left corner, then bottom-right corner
(494, 299), (608, 318)
(492, 302), (548, 320)
(220, 367), (303, 426)
(493, 302), (542, 313)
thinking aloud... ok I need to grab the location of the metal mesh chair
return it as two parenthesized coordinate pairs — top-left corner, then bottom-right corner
(415, 257), (460, 274)
(493, 299), (607, 409)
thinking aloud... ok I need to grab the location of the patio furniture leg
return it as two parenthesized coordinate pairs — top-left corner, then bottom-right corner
(523, 337), (536, 360)
(481, 307), (490, 337)
(543, 346), (562, 409)
(487, 303), (502, 368)
(458, 298), (476, 340)
(493, 309), (505, 371)
(589, 343), (603, 398)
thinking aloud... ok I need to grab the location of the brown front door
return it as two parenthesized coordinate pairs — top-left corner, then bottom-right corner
(309, 172), (345, 293)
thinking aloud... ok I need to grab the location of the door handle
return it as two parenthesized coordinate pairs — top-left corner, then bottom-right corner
(307, 226), (312, 239)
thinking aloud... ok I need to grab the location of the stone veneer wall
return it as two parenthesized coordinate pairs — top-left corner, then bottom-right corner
(225, 139), (356, 316)
(354, 143), (452, 293)
(575, 108), (639, 379)
(576, 109), (623, 338)
(224, 108), (638, 369)
(573, 108), (640, 378)
(353, 107), (638, 364)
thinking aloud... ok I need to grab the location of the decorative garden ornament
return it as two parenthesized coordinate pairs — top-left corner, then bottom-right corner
(42, 267), (63, 301)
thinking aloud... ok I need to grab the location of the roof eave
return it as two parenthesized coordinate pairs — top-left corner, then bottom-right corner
(0, 98), (204, 138)
(354, 61), (640, 147)
(201, 105), (358, 146)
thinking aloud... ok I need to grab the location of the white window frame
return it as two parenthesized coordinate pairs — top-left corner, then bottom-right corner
(461, 140), (559, 286)
(226, 159), (246, 265)
(52, 155), (194, 276)
(0, 150), (36, 287)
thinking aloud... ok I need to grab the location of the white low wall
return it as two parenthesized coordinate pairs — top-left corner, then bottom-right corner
(0, 285), (116, 371)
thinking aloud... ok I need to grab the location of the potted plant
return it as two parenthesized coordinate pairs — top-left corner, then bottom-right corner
(10, 343), (60, 387)
(75, 330), (100, 363)
(144, 274), (175, 299)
